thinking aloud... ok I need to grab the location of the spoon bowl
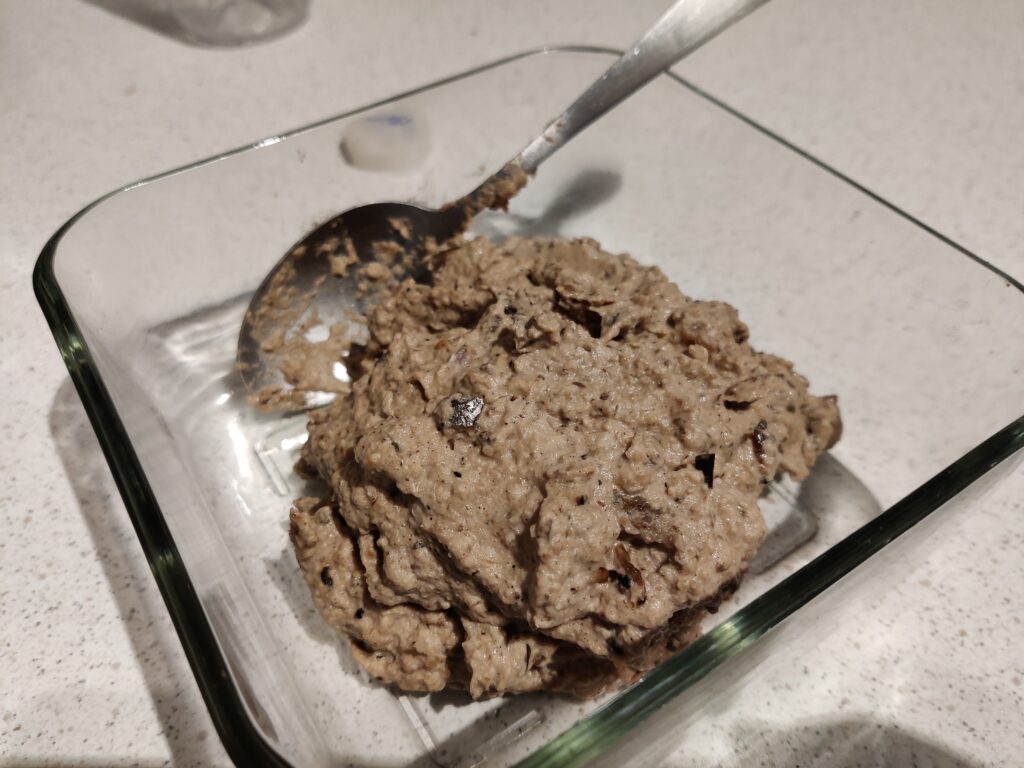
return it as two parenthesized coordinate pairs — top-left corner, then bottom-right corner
(236, 200), (466, 402)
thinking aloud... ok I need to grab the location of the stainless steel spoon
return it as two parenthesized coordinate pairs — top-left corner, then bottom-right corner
(237, 0), (769, 406)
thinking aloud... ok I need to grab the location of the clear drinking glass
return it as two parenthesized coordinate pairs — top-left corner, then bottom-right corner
(35, 48), (1024, 767)
(170, 0), (309, 46)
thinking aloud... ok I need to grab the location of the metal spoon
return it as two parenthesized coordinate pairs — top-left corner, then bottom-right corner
(237, 0), (768, 406)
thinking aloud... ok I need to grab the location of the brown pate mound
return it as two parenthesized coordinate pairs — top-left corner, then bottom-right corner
(290, 235), (841, 699)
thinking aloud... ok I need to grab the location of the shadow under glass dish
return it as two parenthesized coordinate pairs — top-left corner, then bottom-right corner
(34, 48), (1024, 768)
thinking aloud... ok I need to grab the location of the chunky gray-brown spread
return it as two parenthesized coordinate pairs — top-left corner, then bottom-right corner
(289, 235), (841, 699)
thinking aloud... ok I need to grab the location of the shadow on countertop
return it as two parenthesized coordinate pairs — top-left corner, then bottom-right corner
(592, 714), (986, 768)
(81, 0), (186, 42)
(48, 378), (228, 767)
(707, 716), (985, 768)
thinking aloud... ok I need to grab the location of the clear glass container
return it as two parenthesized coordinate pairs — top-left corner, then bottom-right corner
(171, 0), (309, 47)
(34, 48), (1024, 767)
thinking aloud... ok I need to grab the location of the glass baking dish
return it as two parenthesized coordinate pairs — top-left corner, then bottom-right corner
(34, 47), (1024, 767)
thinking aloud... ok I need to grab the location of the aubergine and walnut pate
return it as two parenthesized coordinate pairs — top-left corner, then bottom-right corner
(287, 235), (841, 699)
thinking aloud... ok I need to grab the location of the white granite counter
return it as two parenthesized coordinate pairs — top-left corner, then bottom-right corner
(2, 1), (1021, 765)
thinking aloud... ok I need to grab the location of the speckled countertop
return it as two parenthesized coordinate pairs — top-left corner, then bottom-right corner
(2, 1), (1021, 766)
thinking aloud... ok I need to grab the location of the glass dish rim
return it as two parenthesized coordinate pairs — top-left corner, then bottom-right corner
(32, 45), (1024, 768)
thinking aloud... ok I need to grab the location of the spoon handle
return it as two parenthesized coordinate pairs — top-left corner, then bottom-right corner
(457, 0), (769, 215)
